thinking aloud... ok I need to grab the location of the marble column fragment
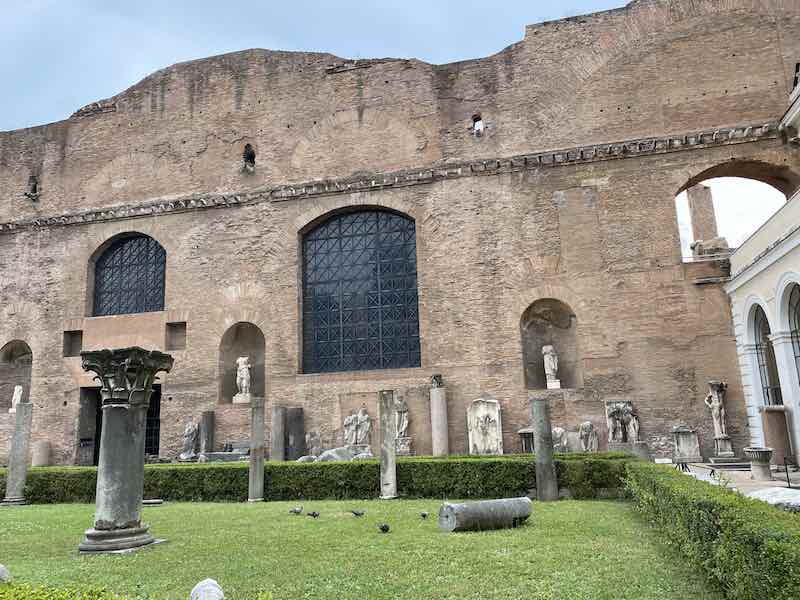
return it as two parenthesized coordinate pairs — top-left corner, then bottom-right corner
(199, 411), (215, 456)
(532, 397), (558, 502)
(286, 407), (305, 461)
(379, 390), (397, 499)
(2, 400), (33, 506)
(249, 397), (265, 502)
(270, 405), (286, 461)
(429, 376), (449, 457)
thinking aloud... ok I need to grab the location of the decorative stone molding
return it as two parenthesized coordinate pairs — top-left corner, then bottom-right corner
(0, 122), (778, 236)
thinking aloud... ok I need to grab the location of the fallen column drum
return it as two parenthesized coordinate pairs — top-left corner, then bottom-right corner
(438, 497), (532, 532)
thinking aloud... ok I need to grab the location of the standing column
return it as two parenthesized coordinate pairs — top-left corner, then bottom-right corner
(270, 405), (286, 461)
(531, 397), (558, 502)
(429, 375), (449, 457)
(770, 332), (800, 463)
(379, 390), (397, 499)
(78, 348), (174, 553)
(198, 410), (215, 460)
(249, 397), (265, 502)
(2, 400), (33, 506)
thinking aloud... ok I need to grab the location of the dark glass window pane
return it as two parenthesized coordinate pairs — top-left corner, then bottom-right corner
(302, 210), (421, 373)
(93, 235), (166, 316)
(754, 305), (783, 406)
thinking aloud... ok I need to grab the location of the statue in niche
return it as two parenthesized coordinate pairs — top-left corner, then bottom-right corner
(236, 356), (251, 395)
(356, 405), (372, 446)
(704, 381), (728, 439)
(8, 385), (23, 414)
(542, 345), (559, 385)
(343, 413), (358, 446)
(579, 421), (599, 452)
(394, 396), (409, 438)
(179, 417), (200, 461)
(430, 374), (444, 389)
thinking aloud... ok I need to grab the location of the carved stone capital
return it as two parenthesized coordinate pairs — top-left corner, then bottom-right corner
(81, 347), (174, 409)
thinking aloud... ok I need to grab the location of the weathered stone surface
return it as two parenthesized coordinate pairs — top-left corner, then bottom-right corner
(190, 578), (225, 600)
(31, 439), (50, 467)
(429, 382), (448, 457)
(199, 411), (215, 456)
(270, 405), (286, 461)
(285, 407), (305, 461)
(532, 397), (558, 502)
(2, 401), (32, 506)
(467, 396), (502, 455)
(248, 397), (265, 502)
(438, 497), (532, 532)
(672, 426), (702, 463)
(379, 390), (397, 499)
(746, 487), (800, 513)
(0, 564), (10, 582)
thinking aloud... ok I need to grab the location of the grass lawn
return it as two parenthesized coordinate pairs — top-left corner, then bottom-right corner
(0, 500), (722, 600)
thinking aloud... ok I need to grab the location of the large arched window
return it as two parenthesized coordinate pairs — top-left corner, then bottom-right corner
(790, 284), (800, 380)
(753, 305), (782, 406)
(93, 234), (166, 317)
(302, 209), (421, 373)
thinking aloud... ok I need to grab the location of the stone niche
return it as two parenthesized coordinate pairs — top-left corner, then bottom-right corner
(520, 299), (581, 390)
(0, 341), (32, 411)
(218, 322), (265, 404)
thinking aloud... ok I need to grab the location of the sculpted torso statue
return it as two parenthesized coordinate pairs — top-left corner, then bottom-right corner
(704, 381), (728, 438)
(394, 396), (409, 438)
(542, 345), (558, 382)
(9, 385), (23, 413)
(343, 413), (358, 446)
(356, 406), (372, 445)
(179, 417), (199, 460)
(235, 356), (251, 395)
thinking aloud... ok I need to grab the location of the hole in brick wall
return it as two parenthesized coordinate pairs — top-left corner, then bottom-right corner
(166, 322), (187, 351)
(794, 63), (800, 90)
(471, 114), (484, 137)
(62, 330), (83, 357)
(24, 175), (39, 201)
(242, 144), (256, 173)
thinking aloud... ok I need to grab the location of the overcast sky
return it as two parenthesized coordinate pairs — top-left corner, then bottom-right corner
(1, 0), (786, 243)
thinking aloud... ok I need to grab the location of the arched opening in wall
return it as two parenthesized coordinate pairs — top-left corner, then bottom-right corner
(218, 322), (266, 404)
(0, 340), (32, 411)
(789, 284), (800, 381)
(300, 208), (421, 374)
(88, 233), (166, 317)
(674, 161), (798, 262)
(751, 305), (783, 406)
(520, 299), (581, 390)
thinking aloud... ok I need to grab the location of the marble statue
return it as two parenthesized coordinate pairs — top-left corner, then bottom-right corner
(356, 405), (372, 445)
(606, 401), (640, 443)
(232, 356), (252, 403)
(343, 413), (358, 446)
(394, 396), (409, 438)
(552, 426), (568, 453)
(467, 396), (503, 455)
(8, 385), (23, 414)
(704, 381), (728, 439)
(542, 345), (560, 389)
(579, 421), (599, 452)
(179, 417), (200, 461)
(431, 374), (444, 388)
(305, 430), (322, 456)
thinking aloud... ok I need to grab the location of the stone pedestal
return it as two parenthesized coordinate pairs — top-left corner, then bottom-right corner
(232, 392), (251, 405)
(672, 426), (702, 463)
(379, 390), (397, 499)
(78, 348), (173, 553)
(199, 411), (215, 456)
(2, 401), (33, 506)
(270, 405), (287, 461)
(429, 384), (449, 457)
(396, 436), (412, 456)
(531, 397), (558, 502)
(744, 447), (774, 481)
(31, 440), (51, 467)
(286, 407), (305, 460)
(713, 435), (734, 458)
(546, 379), (561, 390)
(248, 397), (265, 502)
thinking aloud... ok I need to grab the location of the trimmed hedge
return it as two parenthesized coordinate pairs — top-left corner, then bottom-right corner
(625, 461), (800, 600)
(0, 453), (631, 503)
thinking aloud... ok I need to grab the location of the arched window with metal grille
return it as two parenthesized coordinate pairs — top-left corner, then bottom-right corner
(790, 284), (800, 381)
(753, 305), (783, 406)
(302, 209), (421, 374)
(93, 234), (166, 317)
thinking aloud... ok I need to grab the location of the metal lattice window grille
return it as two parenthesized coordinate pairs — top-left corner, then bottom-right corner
(302, 210), (421, 374)
(93, 235), (166, 317)
(754, 306), (783, 406)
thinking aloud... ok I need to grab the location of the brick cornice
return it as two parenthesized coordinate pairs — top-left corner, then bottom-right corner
(0, 122), (779, 235)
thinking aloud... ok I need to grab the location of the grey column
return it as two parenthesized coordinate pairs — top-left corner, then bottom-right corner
(532, 397), (558, 502)
(2, 401), (33, 506)
(379, 390), (397, 499)
(270, 405), (286, 461)
(31, 440), (50, 467)
(249, 397), (265, 502)
(430, 385), (449, 457)
(199, 411), (215, 455)
(285, 407), (305, 460)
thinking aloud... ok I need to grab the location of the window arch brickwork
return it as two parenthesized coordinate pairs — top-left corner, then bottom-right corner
(93, 235), (166, 317)
(302, 209), (421, 373)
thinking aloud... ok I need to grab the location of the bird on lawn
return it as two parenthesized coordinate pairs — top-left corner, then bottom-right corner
(289, 506), (303, 515)
(307, 511), (320, 519)
(350, 510), (365, 517)
(420, 511), (429, 520)
(378, 523), (391, 533)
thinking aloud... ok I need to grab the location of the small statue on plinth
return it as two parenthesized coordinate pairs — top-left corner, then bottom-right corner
(705, 381), (734, 458)
(8, 385), (23, 414)
(542, 345), (561, 389)
(232, 356), (252, 404)
(343, 413), (358, 446)
(552, 426), (568, 453)
(179, 417), (200, 461)
(394, 395), (412, 455)
(356, 405), (372, 446)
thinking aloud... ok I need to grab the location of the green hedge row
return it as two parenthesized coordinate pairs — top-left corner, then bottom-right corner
(0, 453), (630, 503)
(625, 462), (800, 600)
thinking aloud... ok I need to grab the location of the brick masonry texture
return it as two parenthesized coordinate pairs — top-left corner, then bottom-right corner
(2, 0), (800, 464)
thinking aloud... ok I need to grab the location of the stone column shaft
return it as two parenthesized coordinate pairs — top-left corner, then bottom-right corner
(270, 405), (286, 461)
(2, 401), (33, 506)
(379, 390), (397, 499)
(249, 397), (265, 502)
(770, 332), (800, 463)
(531, 397), (558, 502)
(430, 386), (449, 457)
